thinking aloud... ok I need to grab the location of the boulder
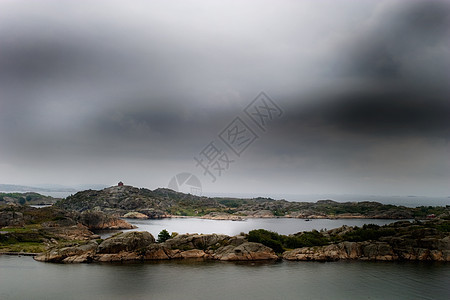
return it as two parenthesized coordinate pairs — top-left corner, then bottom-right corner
(43, 223), (95, 241)
(163, 233), (229, 251)
(95, 252), (143, 262)
(283, 241), (397, 261)
(179, 249), (206, 259)
(80, 211), (136, 230)
(213, 242), (278, 261)
(143, 244), (171, 260)
(34, 241), (98, 263)
(283, 244), (345, 261)
(123, 212), (148, 219)
(201, 213), (245, 221)
(97, 231), (155, 254)
(361, 242), (397, 260)
(0, 211), (25, 227)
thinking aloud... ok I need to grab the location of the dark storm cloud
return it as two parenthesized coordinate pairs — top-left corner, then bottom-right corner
(283, 0), (450, 140)
(0, 0), (448, 195)
(334, 0), (450, 78)
(320, 93), (450, 138)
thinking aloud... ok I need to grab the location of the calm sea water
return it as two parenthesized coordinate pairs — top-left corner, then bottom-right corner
(98, 218), (404, 238)
(0, 256), (449, 300)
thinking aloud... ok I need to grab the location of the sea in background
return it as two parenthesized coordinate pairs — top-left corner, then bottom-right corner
(1, 255), (448, 300)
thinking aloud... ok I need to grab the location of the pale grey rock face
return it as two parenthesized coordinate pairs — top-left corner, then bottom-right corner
(123, 212), (149, 219)
(213, 242), (278, 261)
(283, 236), (450, 262)
(0, 211), (24, 227)
(163, 233), (229, 251)
(34, 241), (99, 263)
(97, 231), (155, 254)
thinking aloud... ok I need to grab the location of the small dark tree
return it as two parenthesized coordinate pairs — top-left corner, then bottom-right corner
(18, 197), (26, 205)
(157, 229), (171, 243)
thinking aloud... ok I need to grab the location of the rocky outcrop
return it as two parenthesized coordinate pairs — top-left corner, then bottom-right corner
(0, 206), (136, 255)
(34, 241), (98, 263)
(236, 210), (275, 218)
(201, 213), (246, 221)
(0, 205), (135, 231)
(213, 242), (278, 261)
(283, 241), (398, 261)
(0, 210), (25, 227)
(163, 233), (229, 250)
(97, 231), (154, 253)
(80, 211), (136, 230)
(34, 232), (278, 263)
(43, 223), (96, 241)
(55, 186), (174, 218)
(123, 212), (148, 219)
(0, 192), (58, 206)
(283, 235), (450, 262)
(33, 219), (450, 263)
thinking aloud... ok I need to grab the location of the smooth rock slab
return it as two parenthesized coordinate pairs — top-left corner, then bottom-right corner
(213, 242), (278, 261)
(97, 231), (155, 254)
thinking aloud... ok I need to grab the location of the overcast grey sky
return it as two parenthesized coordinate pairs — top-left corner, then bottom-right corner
(0, 0), (449, 197)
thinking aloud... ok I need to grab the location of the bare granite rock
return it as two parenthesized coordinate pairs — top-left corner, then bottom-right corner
(123, 212), (149, 219)
(283, 238), (450, 262)
(213, 242), (278, 261)
(80, 211), (136, 230)
(97, 231), (155, 254)
(34, 241), (98, 263)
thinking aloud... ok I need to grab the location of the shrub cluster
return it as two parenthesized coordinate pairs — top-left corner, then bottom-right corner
(247, 229), (329, 253)
(340, 224), (396, 242)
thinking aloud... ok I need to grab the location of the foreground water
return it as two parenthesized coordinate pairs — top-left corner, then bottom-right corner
(98, 217), (404, 238)
(2, 219), (448, 299)
(1, 255), (449, 300)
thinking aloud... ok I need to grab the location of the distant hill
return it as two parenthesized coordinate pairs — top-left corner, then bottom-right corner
(0, 192), (58, 205)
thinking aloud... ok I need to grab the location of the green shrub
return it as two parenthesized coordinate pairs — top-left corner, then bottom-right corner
(436, 222), (450, 232)
(157, 229), (171, 243)
(342, 224), (396, 242)
(247, 229), (284, 253)
(286, 231), (329, 248)
(247, 229), (329, 253)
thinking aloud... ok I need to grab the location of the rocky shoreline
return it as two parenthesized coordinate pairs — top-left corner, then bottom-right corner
(0, 205), (135, 254)
(32, 218), (450, 263)
(2, 187), (449, 263)
(34, 232), (278, 263)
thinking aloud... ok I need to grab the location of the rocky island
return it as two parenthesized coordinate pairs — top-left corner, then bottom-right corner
(0, 192), (58, 206)
(33, 218), (450, 263)
(0, 205), (134, 254)
(55, 184), (449, 220)
(1, 185), (449, 263)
